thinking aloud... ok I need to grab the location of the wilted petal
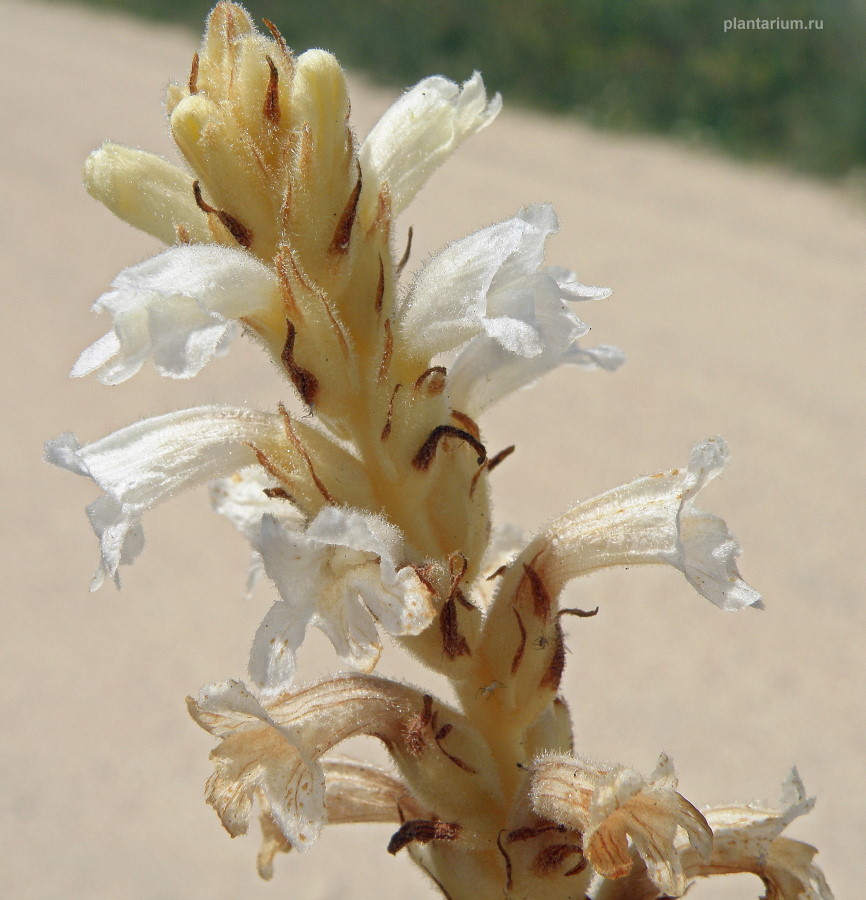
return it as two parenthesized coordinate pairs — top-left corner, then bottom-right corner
(360, 72), (500, 218)
(84, 142), (209, 246)
(684, 770), (833, 900)
(531, 753), (711, 897)
(45, 406), (281, 589)
(72, 245), (280, 384)
(535, 436), (762, 611)
(188, 680), (325, 850)
(251, 507), (435, 691)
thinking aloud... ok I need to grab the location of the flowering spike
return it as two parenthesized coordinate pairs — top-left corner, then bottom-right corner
(52, 4), (826, 896)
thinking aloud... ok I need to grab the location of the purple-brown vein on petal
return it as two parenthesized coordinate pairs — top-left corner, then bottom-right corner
(375, 254), (385, 313)
(278, 403), (334, 504)
(262, 18), (291, 60)
(540, 621), (566, 691)
(521, 553), (552, 621)
(496, 831), (514, 890)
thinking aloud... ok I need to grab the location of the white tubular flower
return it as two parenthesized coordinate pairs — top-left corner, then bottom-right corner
(395, 204), (620, 408)
(359, 72), (501, 219)
(536, 436), (763, 611)
(71, 245), (280, 385)
(530, 753), (712, 897)
(44, 406), (281, 589)
(251, 507), (436, 691)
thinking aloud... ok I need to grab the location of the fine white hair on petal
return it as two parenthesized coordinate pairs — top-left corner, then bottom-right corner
(396, 204), (565, 361)
(538, 437), (762, 611)
(71, 244), (280, 385)
(360, 71), (501, 218)
(251, 507), (435, 693)
(44, 406), (280, 590)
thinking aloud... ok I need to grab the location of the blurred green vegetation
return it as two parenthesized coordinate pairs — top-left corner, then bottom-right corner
(71, 0), (864, 177)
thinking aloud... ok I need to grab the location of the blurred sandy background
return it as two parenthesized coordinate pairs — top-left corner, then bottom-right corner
(2, 0), (864, 896)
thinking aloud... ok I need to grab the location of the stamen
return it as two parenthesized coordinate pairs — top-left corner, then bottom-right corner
(487, 444), (516, 472)
(380, 383), (402, 441)
(192, 181), (253, 248)
(412, 425), (487, 471)
(377, 319), (393, 383)
(396, 225), (414, 277)
(329, 165), (362, 255)
(281, 319), (319, 406)
(188, 52), (199, 94)
(507, 824), (566, 843)
(511, 608), (527, 675)
(413, 366), (447, 395)
(263, 55), (281, 125)
(387, 820), (461, 855)
(175, 223), (191, 244)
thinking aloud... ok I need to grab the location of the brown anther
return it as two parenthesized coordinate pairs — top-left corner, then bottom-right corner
(530, 843), (584, 876)
(262, 18), (290, 57)
(396, 225), (414, 277)
(511, 608), (527, 675)
(412, 425), (487, 472)
(559, 606), (599, 619)
(329, 165), (362, 255)
(486, 564), (507, 581)
(278, 403), (334, 504)
(496, 831), (514, 890)
(449, 410), (480, 439)
(281, 319), (319, 406)
(413, 365), (447, 395)
(540, 622), (566, 691)
(175, 223), (191, 244)
(375, 254), (385, 313)
(440, 596), (470, 660)
(433, 722), (477, 773)
(381, 383), (401, 441)
(421, 693), (435, 726)
(188, 52), (199, 94)
(263, 55), (281, 125)
(377, 319), (393, 383)
(521, 556), (552, 620)
(192, 181), (253, 248)
(487, 444), (516, 473)
(387, 819), (461, 855)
